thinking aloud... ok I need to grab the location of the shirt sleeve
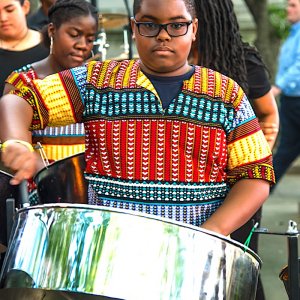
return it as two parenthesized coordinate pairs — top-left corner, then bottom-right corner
(11, 66), (87, 131)
(5, 67), (37, 90)
(225, 84), (275, 186)
(275, 30), (300, 95)
(245, 52), (271, 100)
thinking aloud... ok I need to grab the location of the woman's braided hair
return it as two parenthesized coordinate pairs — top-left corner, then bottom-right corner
(194, 0), (249, 93)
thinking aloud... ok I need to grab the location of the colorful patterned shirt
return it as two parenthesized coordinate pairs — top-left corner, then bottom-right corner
(13, 59), (275, 226)
(6, 65), (85, 161)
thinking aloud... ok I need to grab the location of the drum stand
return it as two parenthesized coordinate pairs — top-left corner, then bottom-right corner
(95, 29), (109, 61)
(92, 15), (110, 62)
(5, 181), (29, 245)
(255, 220), (300, 300)
(123, 0), (133, 59)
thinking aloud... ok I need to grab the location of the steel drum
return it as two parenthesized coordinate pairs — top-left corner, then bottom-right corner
(34, 153), (87, 204)
(0, 170), (19, 247)
(0, 287), (120, 299)
(0, 204), (261, 299)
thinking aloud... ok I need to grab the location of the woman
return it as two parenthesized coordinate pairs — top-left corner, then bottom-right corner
(4, 0), (98, 164)
(0, 1), (97, 246)
(191, 1), (279, 299)
(0, 0), (47, 256)
(0, 0), (97, 269)
(27, 0), (57, 31)
(191, 0), (279, 150)
(0, 0), (49, 95)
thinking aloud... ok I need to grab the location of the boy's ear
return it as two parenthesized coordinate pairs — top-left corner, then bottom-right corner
(192, 18), (198, 41)
(130, 18), (136, 39)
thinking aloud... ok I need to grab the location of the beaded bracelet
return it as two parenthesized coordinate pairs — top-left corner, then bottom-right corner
(1, 139), (34, 152)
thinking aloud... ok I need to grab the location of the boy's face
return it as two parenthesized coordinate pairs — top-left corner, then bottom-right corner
(131, 0), (197, 77)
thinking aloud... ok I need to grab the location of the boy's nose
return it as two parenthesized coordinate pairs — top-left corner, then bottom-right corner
(156, 27), (171, 41)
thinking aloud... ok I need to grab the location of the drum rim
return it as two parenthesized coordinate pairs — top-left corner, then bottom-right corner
(17, 203), (262, 264)
(33, 151), (85, 180)
(0, 169), (14, 178)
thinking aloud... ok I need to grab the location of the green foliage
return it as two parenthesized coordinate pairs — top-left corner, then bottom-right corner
(268, 4), (290, 39)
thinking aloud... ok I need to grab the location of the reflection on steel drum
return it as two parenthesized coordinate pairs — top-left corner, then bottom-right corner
(34, 153), (87, 204)
(0, 204), (261, 299)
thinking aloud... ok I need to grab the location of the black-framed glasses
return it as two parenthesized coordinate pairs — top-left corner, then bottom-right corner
(132, 18), (193, 37)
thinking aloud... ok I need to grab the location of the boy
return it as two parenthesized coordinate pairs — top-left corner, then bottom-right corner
(0, 0), (275, 236)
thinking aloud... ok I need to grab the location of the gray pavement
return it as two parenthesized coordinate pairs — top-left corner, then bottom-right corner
(258, 167), (300, 300)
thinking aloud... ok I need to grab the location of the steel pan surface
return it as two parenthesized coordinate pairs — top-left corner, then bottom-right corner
(0, 204), (261, 300)
(33, 153), (87, 204)
(0, 287), (121, 299)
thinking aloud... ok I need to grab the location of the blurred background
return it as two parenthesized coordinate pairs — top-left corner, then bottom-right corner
(28, 0), (288, 80)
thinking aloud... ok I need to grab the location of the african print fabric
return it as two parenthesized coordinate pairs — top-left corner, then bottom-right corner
(6, 65), (85, 161)
(13, 59), (275, 226)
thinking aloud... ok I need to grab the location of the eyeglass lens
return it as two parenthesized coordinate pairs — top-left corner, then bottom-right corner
(138, 22), (191, 37)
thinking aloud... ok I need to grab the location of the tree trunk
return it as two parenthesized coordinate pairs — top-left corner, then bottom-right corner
(244, 0), (282, 81)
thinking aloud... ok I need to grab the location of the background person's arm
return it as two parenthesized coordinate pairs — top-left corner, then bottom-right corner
(271, 85), (281, 98)
(252, 90), (279, 150)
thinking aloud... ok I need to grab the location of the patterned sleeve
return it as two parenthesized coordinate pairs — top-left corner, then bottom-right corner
(11, 66), (87, 131)
(226, 83), (275, 185)
(5, 66), (37, 90)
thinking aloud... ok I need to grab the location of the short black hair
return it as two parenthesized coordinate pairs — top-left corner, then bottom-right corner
(42, 0), (98, 48)
(133, 0), (196, 18)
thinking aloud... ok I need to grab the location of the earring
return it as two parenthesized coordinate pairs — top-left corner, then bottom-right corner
(50, 36), (53, 55)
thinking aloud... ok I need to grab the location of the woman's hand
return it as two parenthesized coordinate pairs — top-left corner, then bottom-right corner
(251, 91), (279, 150)
(259, 122), (279, 149)
(1, 142), (40, 185)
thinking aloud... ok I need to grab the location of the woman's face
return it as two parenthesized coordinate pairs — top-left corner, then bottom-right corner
(50, 14), (97, 69)
(0, 0), (29, 40)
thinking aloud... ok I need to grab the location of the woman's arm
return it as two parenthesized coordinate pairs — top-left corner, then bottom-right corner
(0, 94), (32, 141)
(2, 83), (16, 95)
(251, 90), (279, 150)
(0, 94), (40, 184)
(201, 179), (269, 236)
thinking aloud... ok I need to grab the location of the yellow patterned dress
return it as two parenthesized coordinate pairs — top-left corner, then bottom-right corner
(6, 65), (85, 162)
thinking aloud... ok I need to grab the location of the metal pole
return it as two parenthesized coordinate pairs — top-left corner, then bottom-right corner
(287, 235), (299, 300)
(255, 220), (299, 300)
(123, 0), (133, 59)
(5, 198), (15, 244)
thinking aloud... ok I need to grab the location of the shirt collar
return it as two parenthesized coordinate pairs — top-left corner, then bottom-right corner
(290, 21), (300, 34)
